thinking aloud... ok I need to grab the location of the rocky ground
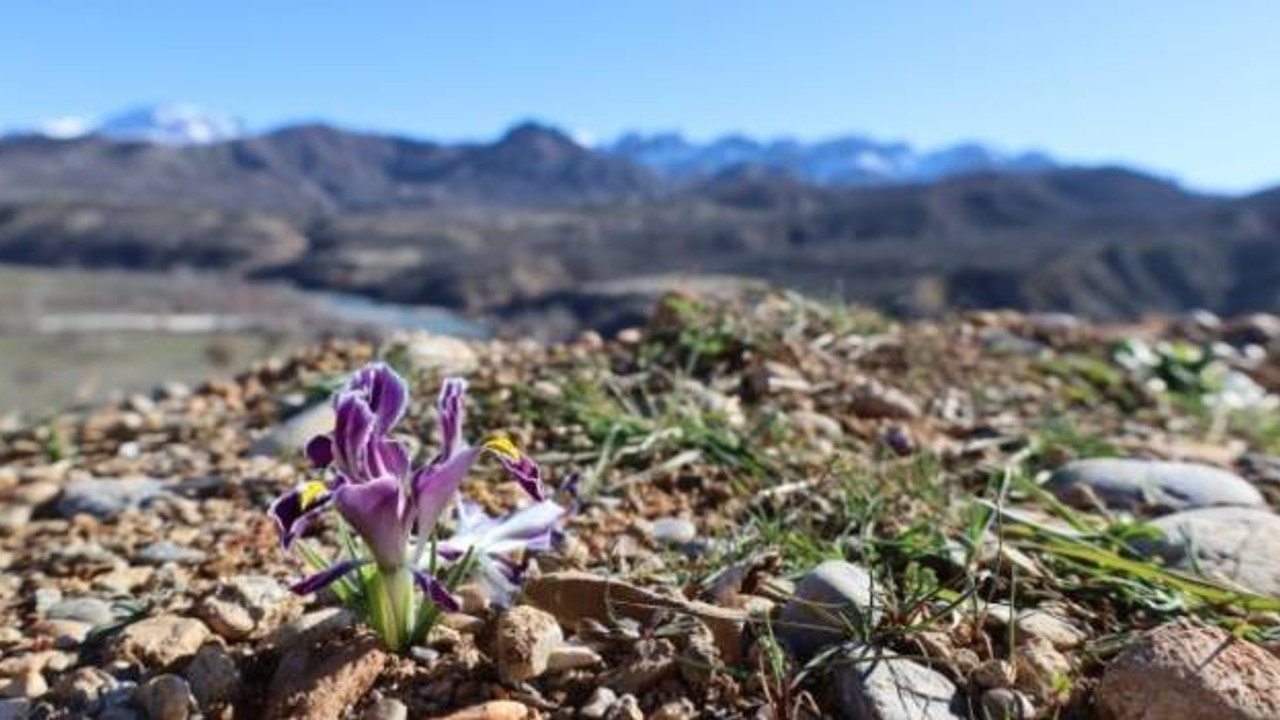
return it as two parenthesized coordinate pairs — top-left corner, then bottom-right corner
(3, 291), (1280, 719)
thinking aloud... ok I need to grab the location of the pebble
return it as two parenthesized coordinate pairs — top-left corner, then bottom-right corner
(580, 687), (617, 719)
(386, 332), (480, 376)
(1046, 458), (1264, 514)
(1096, 620), (1280, 719)
(34, 619), (93, 648)
(0, 699), (30, 720)
(108, 615), (211, 667)
(650, 699), (697, 720)
(851, 380), (921, 420)
(777, 560), (882, 659)
(33, 588), (62, 614)
(185, 644), (240, 710)
(249, 402), (335, 458)
(431, 700), (531, 720)
(135, 674), (193, 720)
(835, 646), (965, 720)
(606, 694), (644, 720)
(46, 596), (115, 626)
(1143, 506), (1280, 596)
(648, 516), (697, 545)
(544, 643), (603, 672)
(494, 605), (564, 683)
(980, 688), (1035, 719)
(362, 697), (408, 720)
(137, 541), (207, 566)
(200, 597), (256, 640)
(49, 667), (118, 712)
(0, 669), (47, 699)
(263, 631), (387, 720)
(56, 477), (163, 519)
(1013, 638), (1071, 701)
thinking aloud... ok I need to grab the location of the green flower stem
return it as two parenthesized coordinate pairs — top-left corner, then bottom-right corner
(368, 565), (415, 651)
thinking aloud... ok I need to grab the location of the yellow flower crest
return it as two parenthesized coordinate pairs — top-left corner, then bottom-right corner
(481, 433), (522, 461)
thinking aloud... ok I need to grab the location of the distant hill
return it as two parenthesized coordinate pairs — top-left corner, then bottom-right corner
(0, 117), (1279, 332)
(605, 131), (1055, 186)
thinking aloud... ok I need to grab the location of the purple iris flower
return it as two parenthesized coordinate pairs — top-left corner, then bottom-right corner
(267, 363), (545, 649)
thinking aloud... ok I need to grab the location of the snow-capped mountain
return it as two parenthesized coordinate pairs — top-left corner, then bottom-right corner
(19, 103), (244, 145)
(605, 132), (1055, 186)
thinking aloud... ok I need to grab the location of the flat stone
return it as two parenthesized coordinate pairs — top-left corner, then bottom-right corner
(249, 402), (335, 458)
(385, 332), (479, 376)
(1143, 507), (1280, 596)
(851, 381), (921, 420)
(1046, 458), (1264, 514)
(545, 643), (603, 672)
(56, 477), (163, 519)
(777, 560), (882, 659)
(981, 688), (1035, 719)
(362, 697), (408, 720)
(1097, 620), (1280, 719)
(264, 630), (387, 720)
(200, 597), (256, 640)
(108, 615), (210, 668)
(580, 687), (617, 719)
(46, 596), (115, 626)
(836, 646), (965, 720)
(494, 605), (563, 683)
(432, 701), (533, 720)
(648, 517), (697, 545)
(137, 541), (206, 566)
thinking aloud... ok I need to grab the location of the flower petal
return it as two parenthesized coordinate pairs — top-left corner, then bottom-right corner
(347, 362), (409, 432)
(370, 437), (410, 480)
(290, 558), (369, 595)
(334, 477), (409, 568)
(409, 447), (481, 534)
(413, 570), (461, 612)
(333, 392), (378, 482)
(482, 435), (545, 501)
(305, 434), (335, 468)
(436, 377), (468, 460)
(269, 481), (333, 549)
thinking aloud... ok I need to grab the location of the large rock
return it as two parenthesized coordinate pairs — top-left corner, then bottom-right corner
(1096, 620), (1280, 719)
(108, 615), (210, 668)
(836, 646), (966, 720)
(777, 560), (882, 660)
(1046, 458), (1264, 514)
(1143, 507), (1280, 596)
(494, 606), (563, 683)
(56, 477), (163, 519)
(263, 630), (387, 720)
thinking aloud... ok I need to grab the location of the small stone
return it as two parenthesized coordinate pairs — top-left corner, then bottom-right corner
(1046, 458), (1264, 514)
(545, 643), (603, 672)
(1015, 609), (1086, 650)
(137, 541), (206, 566)
(457, 584), (491, 615)
(494, 605), (563, 683)
(46, 596), (115, 626)
(50, 666), (117, 712)
(1013, 638), (1071, 701)
(1097, 620), (1280, 719)
(650, 699), (697, 720)
(851, 381), (921, 420)
(200, 598), (256, 641)
(94, 566), (154, 594)
(0, 504), (32, 531)
(263, 631), (387, 720)
(249, 403), (335, 458)
(648, 517), (697, 545)
(34, 619), (92, 648)
(836, 646), (965, 720)
(14, 481), (60, 506)
(431, 700), (531, 720)
(606, 694), (644, 720)
(386, 332), (479, 376)
(362, 697), (408, 720)
(109, 615), (210, 667)
(580, 687), (617, 719)
(0, 669), (46, 699)
(972, 659), (1016, 689)
(1143, 506), (1280, 596)
(980, 688), (1035, 720)
(135, 674), (193, 720)
(777, 560), (881, 659)
(186, 644), (240, 710)
(56, 477), (163, 519)
(33, 588), (62, 614)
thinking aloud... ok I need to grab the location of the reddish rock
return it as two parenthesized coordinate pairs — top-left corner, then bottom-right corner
(262, 629), (387, 720)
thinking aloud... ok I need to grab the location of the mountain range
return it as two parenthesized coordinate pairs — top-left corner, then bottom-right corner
(1, 107), (1279, 335)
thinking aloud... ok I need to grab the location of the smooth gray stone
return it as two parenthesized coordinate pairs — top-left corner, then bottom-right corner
(137, 541), (207, 566)
(777, 560), (881, 660)
(1142, 506), (1280, 596)
(46, 597), (114, 626)
(56, 477), (163, 519)
(1046, 458), (1263, 513)
(836, 646), (966, 720)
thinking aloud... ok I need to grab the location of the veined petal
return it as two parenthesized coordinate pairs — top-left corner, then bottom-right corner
(269, 481), (333, 549)
(412, 570), (461, 612)
(436, 377), (467, 460)
(305, 434), (335, 468)
(481, 434), (545, 501)
(290, 558), (369, 595)
(370, 437), (410, 480)
(333, 392), (378, 482)
(409, 447), (481, 534)
(334, 477), (409, 569)
(347, 362), (409, 432)
(440, 500), (566, 559)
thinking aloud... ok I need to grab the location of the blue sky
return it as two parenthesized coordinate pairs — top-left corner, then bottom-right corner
(1, 1), (1277, 192)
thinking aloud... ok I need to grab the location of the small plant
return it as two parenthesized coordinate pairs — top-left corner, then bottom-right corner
(269, 363), (565, 651)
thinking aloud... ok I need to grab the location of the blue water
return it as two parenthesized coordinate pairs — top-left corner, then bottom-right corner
(311, 291), (490, 339)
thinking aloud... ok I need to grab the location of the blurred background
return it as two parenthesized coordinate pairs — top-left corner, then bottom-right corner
(2, 1), (1278, 415)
